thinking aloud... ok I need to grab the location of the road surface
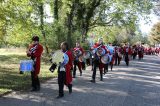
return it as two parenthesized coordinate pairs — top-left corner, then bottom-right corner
(0, 55), (160, 106)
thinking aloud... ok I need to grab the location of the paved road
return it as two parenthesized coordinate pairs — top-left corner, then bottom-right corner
(0, 55), (160, 106)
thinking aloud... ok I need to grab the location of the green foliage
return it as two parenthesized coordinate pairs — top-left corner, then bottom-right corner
(0, 0), (154, 51)
(0, 49), (57, 95)
(81, 42), (90, 50)
(148, 22), (160, 45)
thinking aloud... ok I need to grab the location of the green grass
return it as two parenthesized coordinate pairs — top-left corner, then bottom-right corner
(0, 48), (57, 95)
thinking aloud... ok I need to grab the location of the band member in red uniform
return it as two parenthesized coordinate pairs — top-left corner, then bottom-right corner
(57, 42), (73, 98)
(123, 43), (132, 66)
(114, 46), (122, 66)
(73, 42), (84, 78)
(107, 43), (115, 71)
(91, 38), (107, 83)
(155, 47), (160, 54)
(132, 45), (138, 60)
(26, 36), (43, 91)
(138, 45), (144, 60)
(118, 46), (123, 65)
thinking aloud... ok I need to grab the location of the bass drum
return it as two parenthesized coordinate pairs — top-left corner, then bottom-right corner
(63, 53), (69, 65)
(20, 60), (34, 72)
(52, 50), (69, 65)
(101, 54), (110, 64)
(96, 48), (105, 56)
(74, 49), (82, 57)
(83, 51), (91, 59)
(79, 55), (84, 62)
(118, 52), (122, 58)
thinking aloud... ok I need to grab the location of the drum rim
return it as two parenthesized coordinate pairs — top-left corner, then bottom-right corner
(101, 54), (110, 64)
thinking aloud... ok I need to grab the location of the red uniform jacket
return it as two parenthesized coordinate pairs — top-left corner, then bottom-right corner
(124, 47), (132, 55)
(27, 44), (43, 76)
(65, 50), (73, 85)
(94, 43), (107, 53)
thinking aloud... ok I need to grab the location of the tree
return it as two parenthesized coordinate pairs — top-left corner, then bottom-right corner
(148, 22), (160, 45)
(0, 0), (154, 51)
(152, 0), (160, 17)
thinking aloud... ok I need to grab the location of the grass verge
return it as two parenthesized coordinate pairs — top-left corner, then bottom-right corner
(0, 49), (57, 96)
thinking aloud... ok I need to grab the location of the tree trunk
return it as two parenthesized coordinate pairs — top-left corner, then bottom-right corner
(67, 13), (73, 49)
(66, 1), (75, 48)
(81, 0), (101, 42)
(53, 0), (61, 48)
(39, 3), (49, 54)
(54, 0), (58, 20)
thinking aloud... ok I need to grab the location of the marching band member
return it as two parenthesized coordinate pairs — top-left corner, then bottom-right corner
(107, 43), (115, 71)
(114, 46), (122, 66)
(123, 43), (132, 66)
(114, 46), (119, 65)
(132, 45), (137, 60)
(103, 45), (110, 74)
(57, 42), (73, 98)
(26, 36), (43, 91)
(90, 43), (98, 71)
(138, 45), (144, 60)
(155, 47), (160, 54)
(118, 46), (123, 65)
(73, 42), (84, 78)
(91, 38), (107, 83)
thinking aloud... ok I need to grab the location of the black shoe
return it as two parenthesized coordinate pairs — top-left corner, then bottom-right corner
(19, 71), (24, 74)
(100, 78), (103, 81)
(56, 95), (64, 99)
(90, 80), (95, 83)
(30, 88), (38, 92)
(68, 84), (72, 94)
(73, 76), (76, 78)
(37, 86), (40, 91)
(80, 73), (82, 76)
(69, 89), (72, 94)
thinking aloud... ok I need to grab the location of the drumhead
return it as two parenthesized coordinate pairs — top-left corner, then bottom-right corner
(20, 60), (34, 72)
(96, 48), (105, 56)
(63, 53), (69, 65)
(84, 51), (90, 59)
(101, 54), (110, 64)
(52, 50), (69, 65)
(52, 50), (63, 64)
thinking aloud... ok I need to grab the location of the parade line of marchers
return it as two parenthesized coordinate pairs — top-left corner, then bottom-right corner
(21, 36), (159, 99)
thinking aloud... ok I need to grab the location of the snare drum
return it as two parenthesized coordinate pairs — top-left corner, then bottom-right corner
(20, 60), (34, 72)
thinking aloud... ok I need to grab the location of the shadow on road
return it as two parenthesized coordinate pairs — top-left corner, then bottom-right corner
(0, 55), (160, 106)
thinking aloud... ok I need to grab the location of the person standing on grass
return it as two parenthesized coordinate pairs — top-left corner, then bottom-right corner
(26, 36), (43, 91)
(57, 42), (73, 98)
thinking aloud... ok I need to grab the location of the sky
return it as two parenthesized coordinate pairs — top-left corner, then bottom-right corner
(139, 14), (159, 35)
